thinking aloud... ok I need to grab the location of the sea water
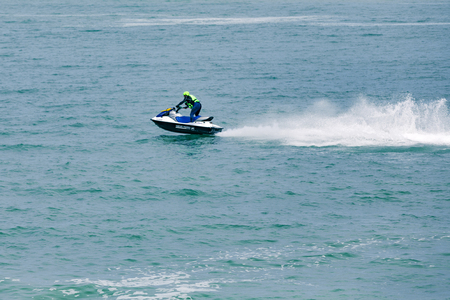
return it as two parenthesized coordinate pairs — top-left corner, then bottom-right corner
(1, 0), (450, 299)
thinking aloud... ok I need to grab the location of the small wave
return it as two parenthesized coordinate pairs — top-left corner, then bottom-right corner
(220, 95), (450, 147)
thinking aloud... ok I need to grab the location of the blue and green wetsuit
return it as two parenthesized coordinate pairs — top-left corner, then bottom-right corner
(176, 92), (202, 122)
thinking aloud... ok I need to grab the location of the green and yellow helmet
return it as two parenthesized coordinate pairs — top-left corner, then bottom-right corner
(183, 91), (190, 96)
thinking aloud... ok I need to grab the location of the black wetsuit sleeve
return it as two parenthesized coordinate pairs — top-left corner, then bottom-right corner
(176, 98), (186, 107)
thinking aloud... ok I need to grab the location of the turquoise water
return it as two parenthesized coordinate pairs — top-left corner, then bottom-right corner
(1, 1), (450, 299)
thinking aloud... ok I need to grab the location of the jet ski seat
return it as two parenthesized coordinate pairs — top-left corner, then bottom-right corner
(175, 116), (214, 123)
(195, 116), (214, 122)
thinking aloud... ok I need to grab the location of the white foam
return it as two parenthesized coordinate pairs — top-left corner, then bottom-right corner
(121, 15), (450, 27)
(62, 289), (79, 295)
(71, 272), (189, 287)
(122, 16), (322, 27)
(314, 22), (450, 27)
(71, 271), (217, 299)
(220, 96), (450, 147)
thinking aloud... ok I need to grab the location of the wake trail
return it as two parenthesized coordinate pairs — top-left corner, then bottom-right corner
(220, 96), (450, 147)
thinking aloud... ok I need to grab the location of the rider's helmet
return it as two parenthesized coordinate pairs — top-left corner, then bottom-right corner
(183, 91), (190, 96)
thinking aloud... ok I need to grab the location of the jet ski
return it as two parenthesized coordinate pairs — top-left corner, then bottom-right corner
(151, 107), (223, 135)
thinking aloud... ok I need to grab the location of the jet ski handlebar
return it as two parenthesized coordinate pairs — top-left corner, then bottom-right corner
(175, 106), (188, 113)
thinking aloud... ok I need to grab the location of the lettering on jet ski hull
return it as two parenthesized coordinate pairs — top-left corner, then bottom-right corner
(175, 125), (195, 131)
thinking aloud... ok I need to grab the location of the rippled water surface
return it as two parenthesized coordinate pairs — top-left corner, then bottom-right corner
(1, 0), (450, 299)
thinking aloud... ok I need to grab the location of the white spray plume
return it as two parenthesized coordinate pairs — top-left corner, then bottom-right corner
(220, 96), (450, 147)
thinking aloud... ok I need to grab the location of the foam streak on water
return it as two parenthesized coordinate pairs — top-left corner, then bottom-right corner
(221, 96), (450, 147)
(122, 16), (322, 27)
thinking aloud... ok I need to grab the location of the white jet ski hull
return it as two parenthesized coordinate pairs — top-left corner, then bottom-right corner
(152, 116), (223, 135)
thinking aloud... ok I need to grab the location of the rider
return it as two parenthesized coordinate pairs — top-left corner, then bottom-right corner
(176, 91), (202, 122)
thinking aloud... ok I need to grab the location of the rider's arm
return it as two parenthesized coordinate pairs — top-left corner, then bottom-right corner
(176, 98), (186, 108)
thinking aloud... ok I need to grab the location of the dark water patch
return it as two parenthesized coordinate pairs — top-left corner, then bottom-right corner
(352, 192), (407, 203)
(332, 252), (358, 259)
(261, 75), (278, 80)
(165, 228), (181, 235)
(60, 65), (82, 68)
(5, 206), (30, 212)
(16, 88), (39, 94)
(401, 213), (420, 219)
(104, 218), (121, 223)
(68, 122), (85, 128)
(155, 134), (217, 145)
(7, 226), (41, 236)
(0, 261), (12, 267)
(202, 224), (260, 231)
(81, 29), (103, 32)
(271, 223), (306, 229)
(141, 195), (161, 201)
(172, 188), (206, 197)
(300, 201), (319, 207)
(7, 244), (29, 251)
(328, 186), (352, 191)
(370, 258), (425, 268)
(0, 144), (44, 151)
(39, 187), (102, 196)
(51, 187), (77, 195)
(417, 18), (432, 23)
(429, 189), (445, 193)
(77, 188), (102, 193)
(397, 190), (412, 195)
(325, 213), (352, 220)
(351, 192), (374, 202)
(223, 259), (262, 268)
(59, 116), (77, 121)
(247, 257), (265, 262)
(233, 168), (250, 174)
(361, 33), (383, 37)
(285, 191), (298, 196)
(125, 63), (150, 68)
(373, 189), (402, 202)
(285, 259), (307, 268)
(237, 239), (278, 245)
(349, 145), (450, 154)
(118, 234), (145, 240)
(101, 115), (115, 120)
(141, 185), (159, 191)
(135, 139), (150, 144)
(303, 252), (357, 260)
(113, 124), (130, 129)
(198, 214), (221, 220)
